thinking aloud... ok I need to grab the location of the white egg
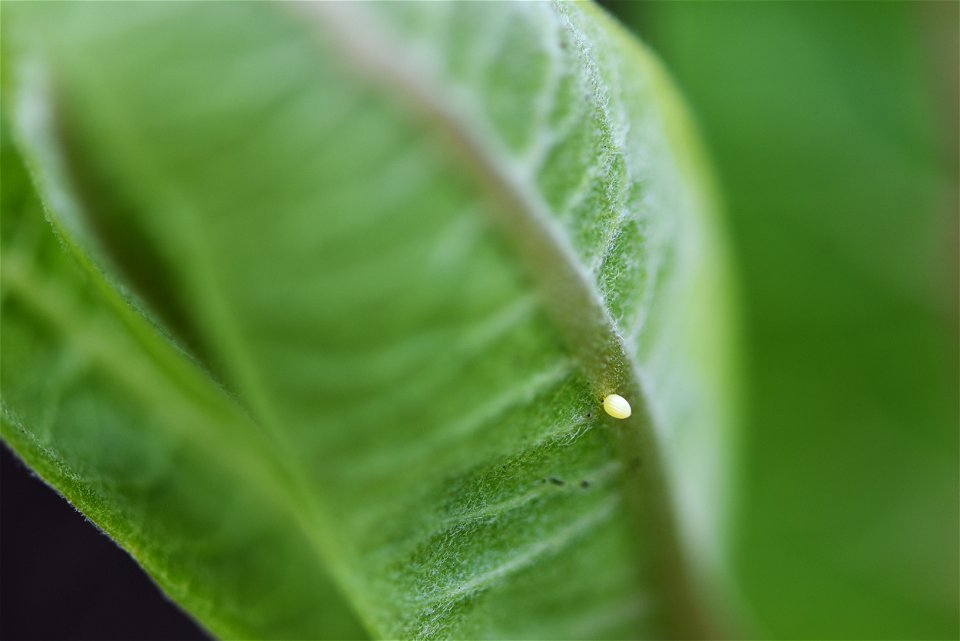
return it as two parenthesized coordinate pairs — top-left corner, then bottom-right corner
(602, 394), (632, 420)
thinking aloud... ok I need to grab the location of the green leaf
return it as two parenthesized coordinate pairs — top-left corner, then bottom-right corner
(1, 3), (736, 638)
(619, 2), (959, 638)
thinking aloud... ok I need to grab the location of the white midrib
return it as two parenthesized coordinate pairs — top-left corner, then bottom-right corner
(296, 2), (710, 637)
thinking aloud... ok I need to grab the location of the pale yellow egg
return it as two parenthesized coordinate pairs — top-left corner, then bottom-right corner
(602, 394), (632, 419)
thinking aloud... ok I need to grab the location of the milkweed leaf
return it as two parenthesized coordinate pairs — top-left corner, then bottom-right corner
(1, 3), (736, 638)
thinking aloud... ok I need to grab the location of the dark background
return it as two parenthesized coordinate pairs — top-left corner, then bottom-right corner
(0, 446), (207, 640)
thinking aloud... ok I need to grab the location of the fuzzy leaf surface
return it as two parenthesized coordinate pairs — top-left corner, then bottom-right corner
(1, 3), (735, 638)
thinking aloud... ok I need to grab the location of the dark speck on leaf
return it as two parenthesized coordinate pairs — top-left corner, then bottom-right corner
(580, 480), (590, 489)
(548, 476), (564, 486)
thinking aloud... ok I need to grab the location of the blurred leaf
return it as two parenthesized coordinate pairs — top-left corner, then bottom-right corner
(612, 1), (959, 638)
(1, 2), (736, 639)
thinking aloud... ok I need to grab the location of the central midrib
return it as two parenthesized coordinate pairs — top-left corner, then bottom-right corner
(296, 2), (712, 637)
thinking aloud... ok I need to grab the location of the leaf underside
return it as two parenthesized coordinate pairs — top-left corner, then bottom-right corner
(1, 3), (735, 639)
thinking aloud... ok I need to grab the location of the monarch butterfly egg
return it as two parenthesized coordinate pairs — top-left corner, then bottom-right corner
(602, 394), (632, 420)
